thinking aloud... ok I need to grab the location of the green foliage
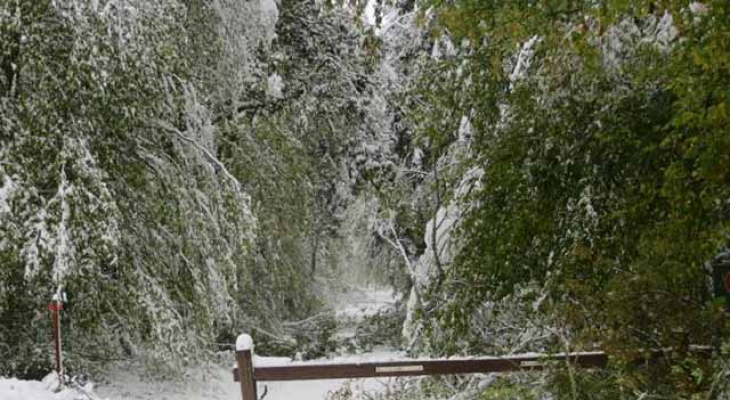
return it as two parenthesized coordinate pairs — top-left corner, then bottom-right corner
(327, 375), (464, 400)
(479, 378), (539, 400)
(547, 369), (622, 400)
(216, 0), (383, 331)
(0, 0), (405, 385)
(348, 306), (405, 351)
(0, 0), (279, 377)
(410, 0), (730, 397)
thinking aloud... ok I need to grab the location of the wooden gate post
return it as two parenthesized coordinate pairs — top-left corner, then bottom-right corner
(48, 293), (65, 388)
(236, 334), (257, 400)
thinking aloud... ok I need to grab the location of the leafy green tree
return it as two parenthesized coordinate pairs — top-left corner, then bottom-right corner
(408, 0), (730, 397)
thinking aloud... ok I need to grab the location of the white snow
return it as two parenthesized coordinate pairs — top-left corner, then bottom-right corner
(89, 347), (407, 400)
(253, 355), (292, 367)
(267, 73), (284, 98)
(95, 365), (237, 400)
(236, 334), (254, 351)
(363, 0), (377, 26)
(90, 357), (399, 400)
(645, 11), (678, 50)
(458, 115), (472, 142)
(262, 375), (395, 400)
(689, 2), (708, 16)
(0, 174), (15, 214)
(333, 286), (397, 320)
(509, 35), (540, 88)
(0, 373), (102, 400)
(431, 40), (442, 59)
(53, 167), (73, 285)
(603, 12), (678, 68)
(23, 207), (52, 279)
(260, 0), (279, 32)
(403, 166), (483, 339)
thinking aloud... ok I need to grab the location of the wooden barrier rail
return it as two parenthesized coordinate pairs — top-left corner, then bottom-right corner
(232, 334), (611, 400)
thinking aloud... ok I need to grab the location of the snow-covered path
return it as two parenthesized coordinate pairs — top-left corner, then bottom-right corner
(245, 286), (401, 400)
(94, 347), (404, 400)
(250, 287), (403, 400)
(98, 286), (401, 400)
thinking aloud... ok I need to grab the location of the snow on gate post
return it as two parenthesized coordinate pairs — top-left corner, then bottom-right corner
(236, 334), (257, 400)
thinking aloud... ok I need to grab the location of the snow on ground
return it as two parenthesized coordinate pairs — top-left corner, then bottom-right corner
(253, 349), (406, 400)
(256, 286), (402, 400)
(0, 286), (403, 400)
(0, 358), (403, 400)
(0, 373), (99, 400)
(333, 286), (396, 320)
(94, 364), (237, 400)
(1, 353), (403, 400)
(95, 358), (401, 400)
(332, 285), (397, 342)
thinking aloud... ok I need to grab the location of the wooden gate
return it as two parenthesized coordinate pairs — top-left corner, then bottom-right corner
(232, 334), (608, 400)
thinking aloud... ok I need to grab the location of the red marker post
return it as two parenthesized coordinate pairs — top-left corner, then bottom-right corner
(48, 294), (65, 387)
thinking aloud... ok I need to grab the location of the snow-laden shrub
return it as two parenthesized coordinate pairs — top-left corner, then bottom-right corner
(0, 0), (281, 377)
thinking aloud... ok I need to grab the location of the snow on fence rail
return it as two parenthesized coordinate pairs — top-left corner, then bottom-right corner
(232, 334), (613, 400)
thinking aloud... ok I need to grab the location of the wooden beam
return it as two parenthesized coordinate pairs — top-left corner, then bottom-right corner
(234, 352), (608, 382)
(235, 349), (258, 400)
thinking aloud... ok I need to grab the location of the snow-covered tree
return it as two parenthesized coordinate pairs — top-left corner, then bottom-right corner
(0, 0), (273, 376)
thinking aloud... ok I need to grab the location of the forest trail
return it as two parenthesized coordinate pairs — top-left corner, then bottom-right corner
(95, 286), (402, 400)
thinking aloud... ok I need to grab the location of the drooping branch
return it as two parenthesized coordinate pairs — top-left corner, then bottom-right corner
(151, 119), (244, 193)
